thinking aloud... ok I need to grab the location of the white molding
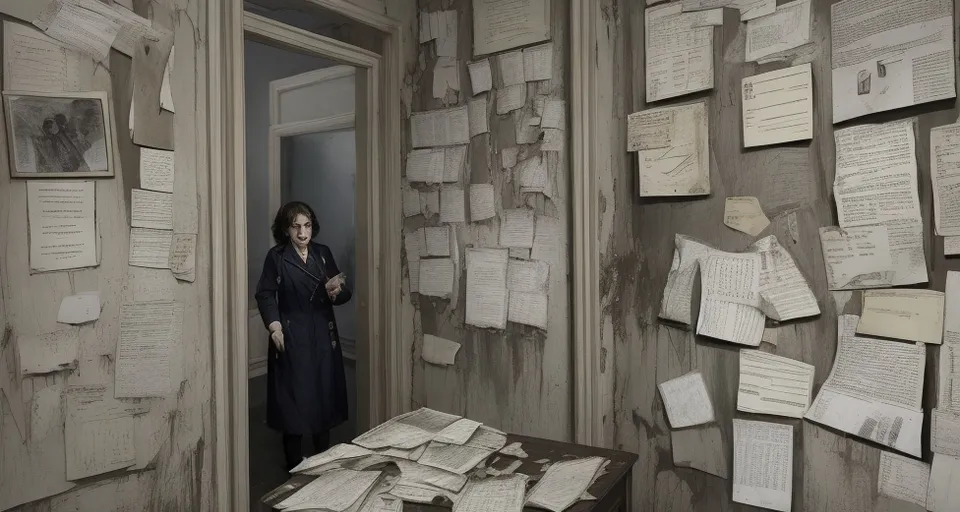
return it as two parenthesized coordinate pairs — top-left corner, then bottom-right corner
(269, 66), (356, 126)
(570, 0), (604, 448)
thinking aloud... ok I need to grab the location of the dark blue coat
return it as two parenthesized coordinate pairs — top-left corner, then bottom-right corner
(255, 242), (351, 435)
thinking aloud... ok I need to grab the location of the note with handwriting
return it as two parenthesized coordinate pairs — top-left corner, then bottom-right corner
(659, 234), (715, 325)
(131, 189), (174, 230)
(878, 451), (929, 507)
(129, 228), (172, 269)
(499, 209), (535, 248)
(738, 349), (814, 418)
(697, 252), (765, 346)
(683, 0), (775, 20)
(411, 106), (470, 148)
(525, 457), (606, 512)
(742, 64), (813, 147)
(522, 42), (552, 81)
(3, 20), (83, 93)
(469, 184), (496, 221)
(931, 123), (960, 236)
(724, 197), (769, 236)
(745, 0), (811, 62)
(115, 302), (182, 398)
(931, 408), (960, 457)
(34, 0), (121, 62)
(658, 371), (714, 428)
(818, 226), (894, 290)
(732, 419), (792, 512)
(472, 0), (550, 56)
(856, 289), (944, 344)
(276, 468), (380, 511)
(466, 248), (509, 329)
(631, 101), (710, 196)
(750, 235), (819, 321)
(65, 385), (137, 480)
(646, 3), (714, 102)
(139, 148), (175, 193)
(418, 258), (455, 298)
(454, 475), (526, 512)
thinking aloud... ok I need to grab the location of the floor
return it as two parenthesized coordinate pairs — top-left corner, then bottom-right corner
(248, 360), (358, 511)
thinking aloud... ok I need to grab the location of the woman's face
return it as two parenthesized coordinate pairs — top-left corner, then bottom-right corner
(287, 213), (312, 250)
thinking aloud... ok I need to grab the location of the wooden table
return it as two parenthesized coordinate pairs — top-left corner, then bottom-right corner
(261, 434), (637, 511)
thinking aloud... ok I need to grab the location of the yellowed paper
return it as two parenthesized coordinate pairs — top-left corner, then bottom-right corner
(856, 289), (944, 344)
(472, 0), (550, 56)
(742, 64), (813, 147)
(724, 197), (770, 236)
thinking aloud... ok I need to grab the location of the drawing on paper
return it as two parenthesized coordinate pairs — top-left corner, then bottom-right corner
(857, 70), (870, 95)
(4, 91), (114, 178)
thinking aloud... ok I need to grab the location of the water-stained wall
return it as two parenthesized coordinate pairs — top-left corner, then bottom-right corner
(595, 0), (960, 510)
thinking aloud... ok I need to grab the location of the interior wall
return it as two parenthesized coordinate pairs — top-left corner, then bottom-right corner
(0, 0), (213, 510)
(404, 1), (572, 439)
(595, 1), (960, 511)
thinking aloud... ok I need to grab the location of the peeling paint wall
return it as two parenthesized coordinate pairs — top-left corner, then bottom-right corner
(598, 0), (960, 510)
(0, 0), (213, 510)
(403, 0), (572, 440)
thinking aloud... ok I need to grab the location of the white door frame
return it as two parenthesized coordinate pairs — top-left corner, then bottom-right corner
(207, 2), (405, 510)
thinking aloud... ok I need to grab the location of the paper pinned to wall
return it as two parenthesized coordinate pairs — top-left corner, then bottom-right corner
(877, 451), (929, 507)
(27, 181), (98, 273)
(857, 289), (944, 344)
(407, 149), (445, 184)
(931, 123), (960, 236)
(506, 259), (548, 294)
(696, 253), (765, 346)
(440, 186), (466, 223)
(509, 248), (530, 260)
(129, 227), (172, 269)
(723, 197), (769, 236)
(627, 109), (673, 151)
(469, 184), (496, 222)
(927, 454), (960, 512)
(435, 10), (458, 58)
(419, 258), (455, 298)
(940, 271), (960, 410)
(131, 189), (173, 230)
(421, 190), (440, 218)
(738, 349), (814, 418)
(34, 0), (121, 62)
(465, 248), (509, 329)
(499, 209), (535, 248)
(682, 0), (776, 20)
(732, 419), (792, 512)
(472, 0), (550, 56)
(531, 216), (561, 265)
(657, 371), (715, 428)
(522, 42), (552, 82)
(115, 302), (182, 398)
(932, 408), (960, 456)
(421, 334), (461, 367)
(685, 8), (724, 27)
(645, 3), (714, 102)
(3, 20), (83, 93)
(404, 229), (425, 264)
(131, 26), (175, 150)
(496, 83), (526, 115)
(57, 292), (100, 325)
(750, 235), (819, 321)
(517, 156), (547, 194)
(403, 187), (422, 217)
(424, 226), (452, 257)
(541, 129), (563, 152)
(818, 226), (894, 290)
(633, 101), (710, 196)
(411, 106), (470, 148)
(468, 59), (493, 95)
(540, 99), (565, 130)
(830, 0), (955, 123)
(443, 146), (466, 183)
(507, 291), (548, 329)
(497, 50), (525, 86)
(742, 63), (813, 147)
(745, 0), (812, 62)
(168, 233), (197, 283)
(468, 95), (489, 137)
(432, 57), (460, 99)
(18, 329), (80, 375)
(139, 148), (175, 193)
(64, 384), (137, 480)
(659, 234), (715, 325)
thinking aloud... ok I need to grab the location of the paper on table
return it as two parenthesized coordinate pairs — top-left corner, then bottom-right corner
(467, 59), (492, 95)
(499, 209), (535, 248)
(292, 443), (374, 474)
(501, 147), (519, 169)
(932, 409), (960, 456)
(468, 95), (489, 137)
(421, 190), (440, 218)
(64, 385), (137, 480)
(540, 99), (565, 130)
(645, 3), (714, 102)
(131, 189), (173, 230)
(422, 334), (461, 367)
(440, 186), (466, 223)
(354, 408), (461, 450)
(831, 0), (954, 123)
(169, 233), (196, 282)
(277, 469), (380, 512)
(417, 426), (506, 474)
(498, 50), (525, 86)
(3, 21), (83, 93)
(657, 371), (715, 428)
(434, 418), (481, 445)
(469, 184), (495, 221)
(18, 329), (80, 375)
(115, 302), (181, 398)
(57, 292), (100, 324)
(724, 197), (770, 236)
(927, 454), (960, 512)
(34, 0), (121, 62)
(160, 45), (174, 112)
(635, 101), (710, 196)
(877, 451), (929, 507)
(856, 289), (944, 344)
(941, 272), (960, 410)
(407, 149), (444, 183)
(27, 181), (98, 272)
(738, 349), (814, 418)
(139, 148), (175, 193)
(418, 258), (455, 298)
(742, 64), (813, 148)
(931, 123), (960, 236)
(531, 216), (561, 264)
(522, 43), (552, 81)
(818, 226), (894, 290)
(454, 475), (527, 512)
(472, 0), (550, 56)
(745, 0), (811, 62)
(424, 227), (451, 257)
(129, 228), (172, 269)
(805, 315), (925, 457)
(732, 419), (792, 512)
(496, 84), (526, 115)
(433, 57), (460, 99)
(659, 234), (715, 325)
(499, 442), (527, 458)
(682, 0), (775, 20)
(465, 248), (509, 329)
(411, 106), (470, 148)
(507, 291), (548, 329)
(525, 456), (606, 512)
(749, 235), (819, 321)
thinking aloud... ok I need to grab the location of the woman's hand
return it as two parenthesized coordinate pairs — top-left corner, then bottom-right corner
(268, 321), (284, 352)
(325, 274), (345, 300)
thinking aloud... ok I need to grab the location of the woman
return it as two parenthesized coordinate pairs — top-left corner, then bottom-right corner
(256, 201), (351, 471)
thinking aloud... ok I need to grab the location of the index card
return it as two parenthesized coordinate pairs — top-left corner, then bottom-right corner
(403, 187), (421, 217)
(525, 457), (606, 512)
(634, 101), (710, 196)
(931, 123), (960, 236)
(424, 226), (451, 257)
(129, 228), (172, 269)
(940, 272), (960, 410)
(501, 147), (519, 169)
(411, 106), (470, 148)
(169, 233), (196, 282)
(131, 189), (173, 230)
(468, 59), (492, 95)
(440, 186), (466, 223)
(927, 454), (960, 512)
(18, 330), (80, 375)
(466, 248), (509, 329)
(276, 469), (380, 511)
(139, 148), (175, 193)
(697, 253), (765, 346)
(469, 184), (496, 221)
(732, 419), (792, 512)
(857, 289), (945, 344)
(645, 3), (714, 102)
(506, 260), (549, 294)
(34, 0), (121, 62)
(507, 291), (548, 329)
(421, 190), (440, 218)
(660, 234), (715, 324)
(3, 21), (82, 93)
(818, 226), (894, 290)
(522, 43), (553, 82)
(806, 315), (925, 457)
(57, 292), (100, 325)
(878, 451), (929, 507)
(407, 149), (444, 183)
(657, 371), (714, 428)
(682, 0), (775, 20)
(738, 349), (814, 418)
(115, 302), (181, 398)
(931, 409), (960, 456)
(517, 156), (547, 194)
(750, 235), (819, 321)
(65, 385), (137, 480)
(499, 209), (535, 248)
(27, 181), (97, 272)
(468, 95), (489, 137)
(742, 64), (813, 147)
(433, 57), (460, 99)
(434, 418), (481, 445)
(497, 50), (525, 86)
(745, 0), (812, 62)
(831, 0), (954, 123)
(496, 84), (526, 115)
(540, 99), (565, 130)
(455, 475), (526, 512)
(472, 0), (550, 56)
(418, 258), (455, 298)
(724, 197), (770, 236)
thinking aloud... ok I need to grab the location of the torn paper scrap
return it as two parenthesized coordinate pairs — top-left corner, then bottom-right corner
(657, 371), (715, 428)
(818, 226), (894, 290)
(877, 451), (929, 508)
(18, 330), (80, 375)
(738, 349), (814, 418)
(856, 289), (944, 344)
(57, 292), (100, 325)
(732, 419), (792, 512)
(421, 334), (461, 366)
(659, 234), (715, 325)
(499, 442), (528, 459)
(724, 197), (770, 236)
(469, 184), (496, 222)
(750, 235), (819, 321)
(467, 59), (492, 95)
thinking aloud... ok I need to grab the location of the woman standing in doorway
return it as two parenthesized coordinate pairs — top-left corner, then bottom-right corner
(255, 201), (351, 471)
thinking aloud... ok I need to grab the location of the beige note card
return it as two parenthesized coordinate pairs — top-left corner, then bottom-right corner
(856, 289), (945, 344)
(724, 197), (770, 236)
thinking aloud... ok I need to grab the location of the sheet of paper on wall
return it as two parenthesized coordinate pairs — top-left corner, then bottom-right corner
(421, 334), (460, 367)
(509, 248), (530, 260)
(522, 43), (552, 82)
(732, 419), (792, 512)
(131, 189), (173, 230)
(402, 187), (421, 218)
(64, 385), (137, 479)
(927, 454), (960, 512)
(931, 123), (960, 236)
(132, 29), (175, 150)
(501, 147), (519, 169)
(671, 426), (728, 479)
(634, 101), (710, 196)
(115, 301), (182, 398)
(531, 216), (560, 265)
(27, 181), (98, 272)
(945, 236), (960, 256)
(472, 0), (550, 57)
(525, 457), (606, 512)
(659, 234), (715, 325)
(518, 156), (547, 194)
(407, 149), (444, 183)
(738, 349), (814, 418)
(432, 57), (460, 99)
(696, 252), (765, 346)
(507, 260), (548, 295)
(129, 227), (172, 269)
(805, 315), (924, 457)
(111, 3), (171, 58)
(418, 258), (455, 298)
(443, 146), (466, 183)
(931, 408), (960, 457)
(419, 10), (437, 42)
(877, 451), (929, 508)
(831, 0), (955, 123)
(499, 209), (535, 248)
(3, 21), (83, 93)
(657, 371), (715, 428)
(0, 0), (53, 23)
(496, 84), (526, 115)
(411, 106), (470, 148)
(421, 190), (440, 218)
(469, 184), (496, 221)
(856, 289), (944, 344)
(424, 226), (452, 257)
(57, 291), (100, 325)
(468, 95), (489, 137)
(455, 474), (527, 512)
(745, 0), (811, 62)
(17, 329), (80, 375)
(818, 226), (893, 290)
(168, 233), (196, 282)
(467, 59), (492, 95)
(507, 291), (548, 329)
(681, 0), (775, 21)
(440, 186), (466, 223)
(465, 248), (509, 329)
(33, 0), (122, 62)
(749, 235), (819, 321)
(741, 64), (813, 148)
(939, 271), (960, 410)
(435, 11), (458, 58)
(497, 50), (525, 87)
(541, 129), (563, 152)
(404, 229), (425, 264)
(645, 3), (714, 102)
(408, 260), (420, 294)
(138, 148), (175, 193)
(723, 197), (769, 236)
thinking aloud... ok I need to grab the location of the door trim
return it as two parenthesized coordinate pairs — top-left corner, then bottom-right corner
(268, 66), (356, 126)
(207, 2), (405, 510)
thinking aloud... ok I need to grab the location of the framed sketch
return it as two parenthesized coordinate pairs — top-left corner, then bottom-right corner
(3, 90), (115, 178)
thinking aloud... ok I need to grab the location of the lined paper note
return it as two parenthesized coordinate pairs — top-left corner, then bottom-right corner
(419, 258), (455, 298)
(525, 457), (606, 512)
(878, 451), (929, 507)
(403, 187), (421, 217)
(818, 226), (893, 290)
(506, 260), (549, 294)
(659, 234), (715, 325)
(454, 475), (526, 512)
(469, 184), (496, 221)
(169, 233), (196, 282)
(35, 0), (122, 63)
(732, 419), (792, 512)
(750, 235), (819, 321)
(931, 123), (960, 236)
(139, 148), (175, 193)
(697, 252), (764, 346)
(468, 59), (492, 94)
(658, 371), (714, 428)
(18, 330), (80, 375)
(276, 469), (380, 511)
(496, 83), (526, 114)
(531, 216), (561, 265)
(682, 0), (775, 20)
(507, 291), (547, 329)
(440, 186), (466, 223)
(472, 0), (550, 56)
(435, 418), (482, 445)
(424, 226), (451, 257)
(928, 454), (960, 512)
(466, 248), (509, 329)
(3, 20), (82, 92)
(65, 385), (136, 480)
(540, 99), (565, 130)
(443, 146), (466, 183)
(745, 0), (812, 62)
(931, 408), (960, 456)
(645, 3), (714, 102)
(411, 106), (470, 148)
(129, 228), (172, 269)
(131, 189), (173, 230)
(857, 289), (945, 344)
(742, 64), (813, 147)
(522, 43), (552, 81)
(940, 272), (960, 410)
(630, 101), (710, 196)
(407, 149), (444, 183)
(498, 50), (525, 86)
(57, 292), (100, 325)
(738, 349), (814, 418)
(115, 302), (181, 398)
(468, 95), (489, 137)
(27, 181), (97, 272)
(499, 209), (535, 248)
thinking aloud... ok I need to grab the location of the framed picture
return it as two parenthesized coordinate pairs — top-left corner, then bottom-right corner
(4, 90), (115, 178)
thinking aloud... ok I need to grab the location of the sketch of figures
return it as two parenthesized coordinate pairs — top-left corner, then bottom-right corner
(4, 91), (115, 178)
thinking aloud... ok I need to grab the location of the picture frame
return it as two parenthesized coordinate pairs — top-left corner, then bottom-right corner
(3, 90), (116, 178)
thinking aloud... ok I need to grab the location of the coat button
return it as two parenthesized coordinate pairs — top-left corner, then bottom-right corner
(328, 321), (334, 329)
(331, 339), (337, 348)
